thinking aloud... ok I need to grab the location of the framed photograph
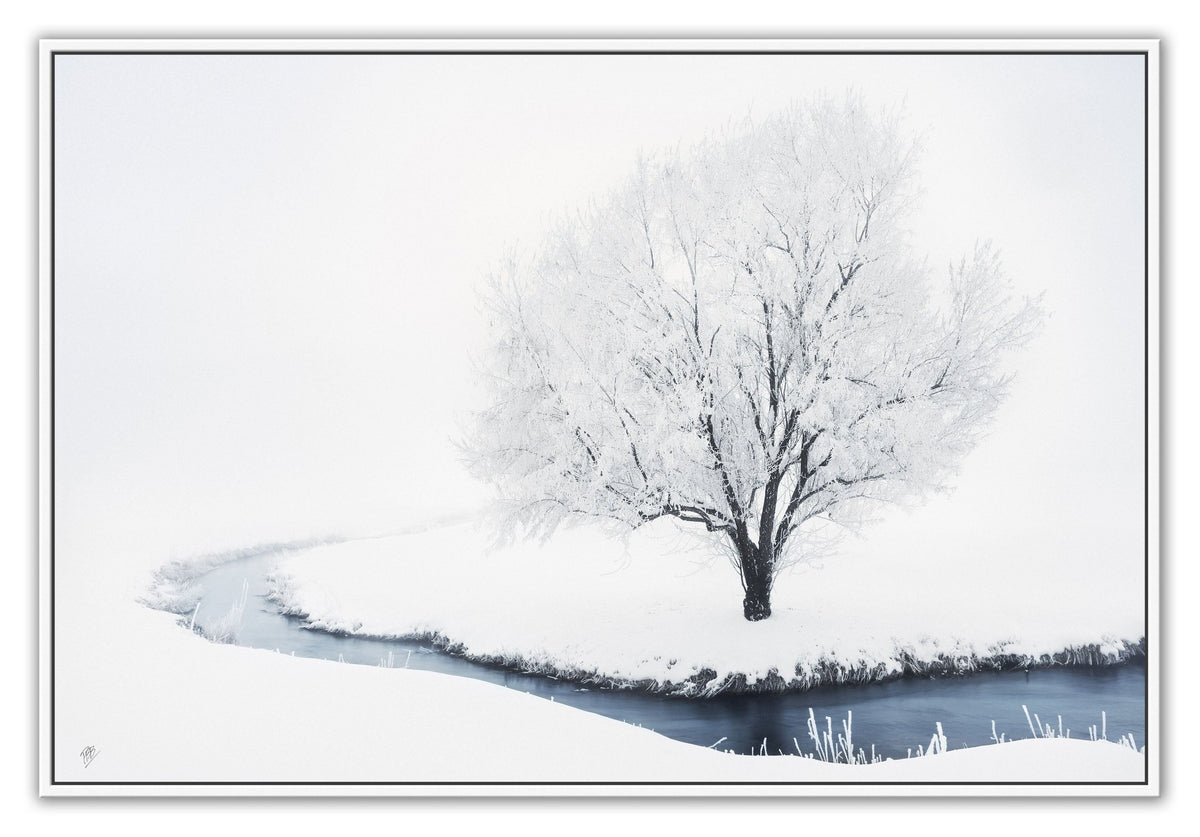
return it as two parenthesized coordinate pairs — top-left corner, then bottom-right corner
(39, 39), (1158, 796)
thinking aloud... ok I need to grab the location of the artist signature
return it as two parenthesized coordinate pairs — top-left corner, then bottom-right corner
(80, 746), (99, 768)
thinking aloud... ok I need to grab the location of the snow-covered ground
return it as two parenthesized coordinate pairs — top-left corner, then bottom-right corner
(42, 504), (1146, 791)
(264, 516), (1143, 695)
(51, 592), (1144, 789)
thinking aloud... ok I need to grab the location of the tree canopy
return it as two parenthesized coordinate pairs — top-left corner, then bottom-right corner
(469, 95), (1041, 620)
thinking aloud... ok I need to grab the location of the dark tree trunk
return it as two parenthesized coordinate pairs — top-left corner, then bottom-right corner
(739, 541), (773, 621)
(743, 577), (772, 621)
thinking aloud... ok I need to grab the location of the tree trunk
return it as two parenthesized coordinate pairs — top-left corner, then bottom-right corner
(739, 542), (773, 621)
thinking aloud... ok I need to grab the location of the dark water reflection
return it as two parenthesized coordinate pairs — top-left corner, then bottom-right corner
(189, 551), (1146, 758)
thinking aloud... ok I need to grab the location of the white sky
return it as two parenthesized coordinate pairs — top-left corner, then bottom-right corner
(53, 52), (1146, 595)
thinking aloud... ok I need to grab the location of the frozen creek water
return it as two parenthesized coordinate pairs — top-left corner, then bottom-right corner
(186, 550), (1146, 759)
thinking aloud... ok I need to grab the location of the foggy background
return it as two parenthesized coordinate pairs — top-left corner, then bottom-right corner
(52, 52), (1146, 605)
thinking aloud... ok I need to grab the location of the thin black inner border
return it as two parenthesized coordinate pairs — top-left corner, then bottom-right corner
(46, 46), (1154, 789)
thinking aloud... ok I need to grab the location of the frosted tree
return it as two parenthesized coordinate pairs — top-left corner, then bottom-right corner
(469, 95), (1041, 621)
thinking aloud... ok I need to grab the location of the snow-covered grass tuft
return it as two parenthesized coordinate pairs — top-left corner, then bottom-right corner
(792, 707), (885, 764)
(773, 709), (941, 763)
(1014, 704), (1144, 753)
(777, 707), (1144, 764)
(198, 578), (249, 644)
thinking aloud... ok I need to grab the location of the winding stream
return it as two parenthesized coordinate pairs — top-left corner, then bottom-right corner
(187, 549), (1146, 759)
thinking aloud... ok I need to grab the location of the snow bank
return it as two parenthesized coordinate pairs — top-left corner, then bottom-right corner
(50, 602), (1143, 789)
(266, 517), (1144, 696)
